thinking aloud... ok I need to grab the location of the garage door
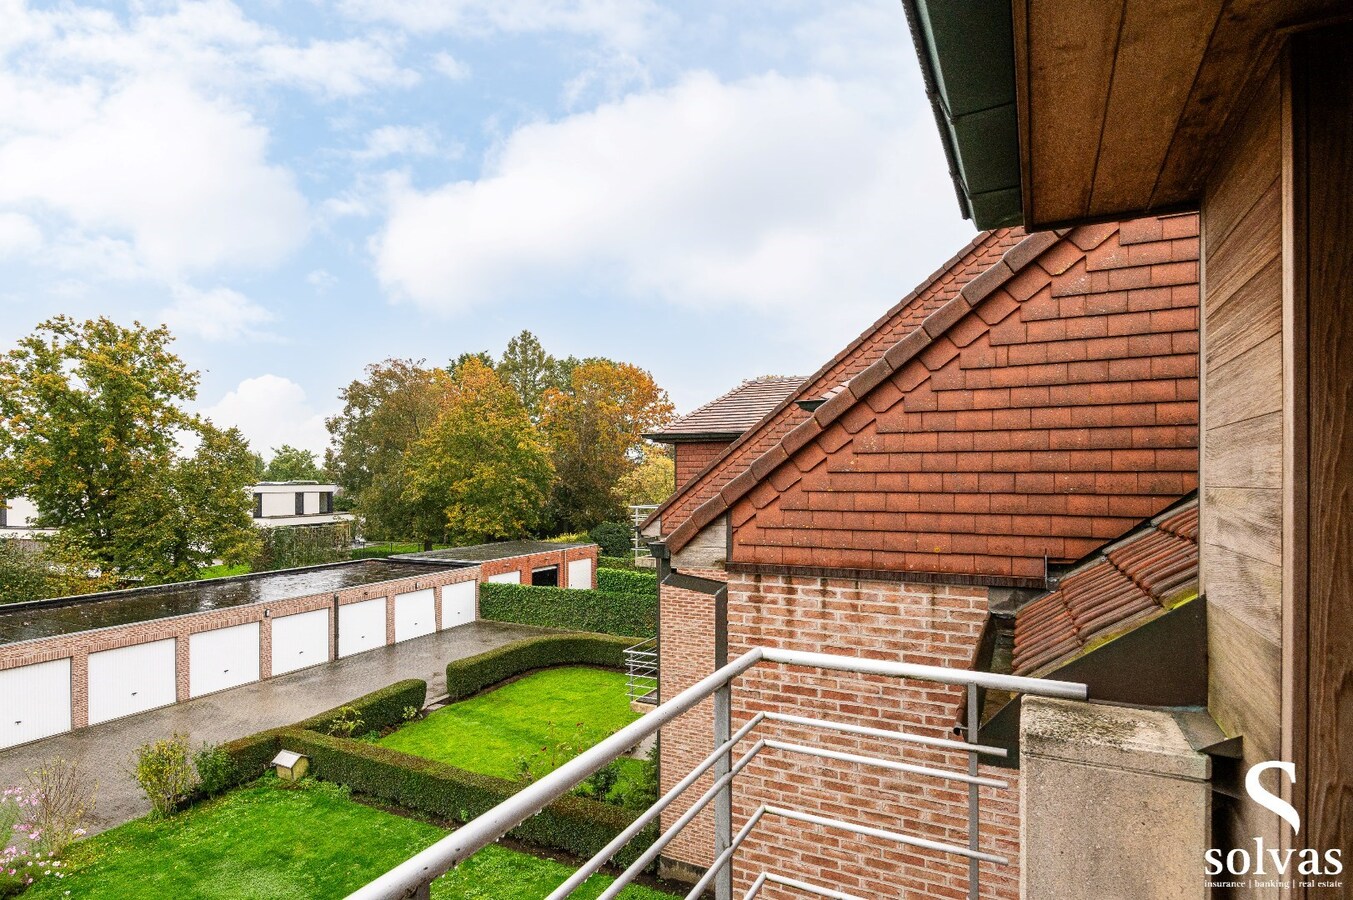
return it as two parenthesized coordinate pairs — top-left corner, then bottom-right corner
(0, 659), (72, 749)
(487, 570), (520, 584)
(88, 639), (177, 725)
(567, 557), (593, 589)
(271, 608), (330, 675)
(394, 589), (436, 643)
(440, 581), (476, 629)
(189, 623), (261, 698)
(338, 598), (387, 657)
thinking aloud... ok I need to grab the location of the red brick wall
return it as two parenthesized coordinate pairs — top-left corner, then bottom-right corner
(675, 441), (733, 488)
(657, 570), (726, 868)
(477, 544), (598, 588)
(659, 572), (1018, 900)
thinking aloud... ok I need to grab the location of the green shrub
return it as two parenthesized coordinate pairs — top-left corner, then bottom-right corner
(218, 728), (285, 788)
(597, 554), (640, 571)
(193, 743), (234, 797)
(276, 730), (656, 868)
(479, 583), (655, 637)
(297, 679), (427, 735)
(587, 522), (632, 557)
(444, 633), (637, 702)
(597, 567), (657, 594)
(252, 522), (353, 571)
(132, 734), (197, 818)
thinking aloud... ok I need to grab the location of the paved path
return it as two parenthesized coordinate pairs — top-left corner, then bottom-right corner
(0, 620), (550, 833)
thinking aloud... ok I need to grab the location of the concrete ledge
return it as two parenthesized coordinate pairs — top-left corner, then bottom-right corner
(1021, 697), (1211, 900)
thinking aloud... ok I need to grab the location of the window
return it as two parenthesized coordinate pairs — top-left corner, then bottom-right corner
(253, 493), (263, 518)
(295, 492), (305, 516)
(0, 504), (7, 528)
(321, 492), (333, 514)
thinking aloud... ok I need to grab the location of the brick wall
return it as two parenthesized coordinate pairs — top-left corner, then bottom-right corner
(659, 571), (1019, 899)
(477, 544), (598, 588)
(657, 570), (726, 871)
(674, 441), (732, 488)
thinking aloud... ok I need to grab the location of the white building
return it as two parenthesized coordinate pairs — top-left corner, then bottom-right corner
(249, 482), (352, 528)
(0, 496), (55, 540)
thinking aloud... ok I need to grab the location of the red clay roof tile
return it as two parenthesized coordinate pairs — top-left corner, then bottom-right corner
(1012, 498), (1199, 676)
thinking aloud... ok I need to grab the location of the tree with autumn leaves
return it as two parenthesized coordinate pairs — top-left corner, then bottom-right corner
(327, 331), (673, 544)
(0, 316), (260, 586)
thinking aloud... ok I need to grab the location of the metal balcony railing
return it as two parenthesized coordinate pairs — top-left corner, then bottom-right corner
(345, 647), (1087, 900)
(630, 504), (658, 560)
(624, 637), (659, 705)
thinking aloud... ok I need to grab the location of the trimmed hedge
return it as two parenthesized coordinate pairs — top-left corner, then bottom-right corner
(444, 633), (637, 702)
(597, 554), (639, 571)
(276, 730), (656, 867)
(597, 567), (657, 595)
(296, 679), (427, 735)
(219, 680), (427, 788)
(479, 582), (655, 638)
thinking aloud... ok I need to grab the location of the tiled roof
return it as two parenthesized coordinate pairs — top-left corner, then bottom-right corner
(646, 228), (1027, 531)
(645, 377), (805, 441)
(667, 214), (1200, 582)
(1012, 498), (1199, 677)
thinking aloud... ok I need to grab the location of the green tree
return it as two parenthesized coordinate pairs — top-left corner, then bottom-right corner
(496, 330), (560, 422)
(449, 350), (494, 375)
(614, 452), (675, 506)
(0, 534), (111, 605)
(0, 316), (258, 582)
(262, 444), (324, 482)
(325, 359), (445, 548)
(403, 360), (553, 544)
(541, 360), (674, 532)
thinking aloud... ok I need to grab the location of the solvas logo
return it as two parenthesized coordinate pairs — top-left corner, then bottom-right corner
(1205, 761), (1343, 884)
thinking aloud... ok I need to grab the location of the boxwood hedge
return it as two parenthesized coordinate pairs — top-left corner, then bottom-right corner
(276, 730), (656, 867)
(296, 679), (427, 735)
(479, 582), (655, 637)
(596, 567), (658, 595)
(444, 632), (637, 702)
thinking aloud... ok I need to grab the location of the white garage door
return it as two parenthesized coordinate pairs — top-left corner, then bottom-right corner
(338, 598), (387, 657)
(440, 581), (476, 629)
(271, 608), (330, 675)
(189, 623), (261, 698)
(394, 589), (436, 643)
(88, 639), (177, 725)
(487, 570), (520, 584)
(567, 557), (593, 589)
(0, 659), (72, 749)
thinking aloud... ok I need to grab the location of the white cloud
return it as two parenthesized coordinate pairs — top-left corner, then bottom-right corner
(161, 284), (274, 341)
(306, 269), (339, 291)
(0, 212), (42, 257)
(339, 0), (667, 50)
(0, 78), (309, 277)
(431, 51), (470, 82)
(6, 0), (416, 99)
(373, 71), (970, 330)
(355, 125), (441, 161)
(201, 374), (331, 456)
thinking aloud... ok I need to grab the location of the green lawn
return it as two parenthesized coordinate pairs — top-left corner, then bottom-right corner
(379, 667), (642, 782)
(22, 780), (672, 900)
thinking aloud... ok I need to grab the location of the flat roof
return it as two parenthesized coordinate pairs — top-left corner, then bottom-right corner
(0, 560), (439, 646)
(399, 540), (588, 564)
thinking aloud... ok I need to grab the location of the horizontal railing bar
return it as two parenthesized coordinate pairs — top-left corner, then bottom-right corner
(544, 715), (766, 900)
(344, 648), (767, 900)
(764, 740), (1007, 788)
(601, 741), (768, 900)
(764, 711), (1008, 758)
(765, 806), (1008, 865)
(744, 872), (870, 900)
(759, 647), (1088, 700)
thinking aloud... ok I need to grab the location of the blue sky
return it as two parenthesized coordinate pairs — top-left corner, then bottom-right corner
(0, 0), (975, 456)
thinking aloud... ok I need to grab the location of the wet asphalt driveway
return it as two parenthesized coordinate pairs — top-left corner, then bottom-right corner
(0, 620), (550, 833)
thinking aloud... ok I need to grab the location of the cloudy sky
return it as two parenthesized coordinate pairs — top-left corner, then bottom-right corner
(0, 0), (975, 457)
